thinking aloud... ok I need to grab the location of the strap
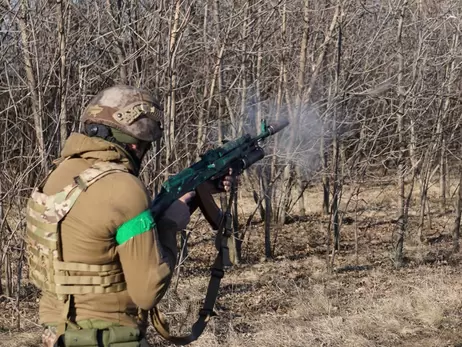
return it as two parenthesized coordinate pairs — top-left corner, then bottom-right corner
(26, 226), (57, 250)
(57, 295), (74, 339)
(27, 198), (47, 214)
(54, 282), (127, 295)
(30, 266), (126, 294)
(77, 161), (128, 189)
(150, 248), (224, 345)
(54, 273), (124, 285)
(26, 214), (58, 234)
(53, 260), (120, 273)
(30, 269), (53, 291)
(51, 161), (129, 222)
(150, 185), (237, 345)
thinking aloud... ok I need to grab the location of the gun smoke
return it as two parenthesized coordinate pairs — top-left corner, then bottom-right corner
(226, 99), (328, 182)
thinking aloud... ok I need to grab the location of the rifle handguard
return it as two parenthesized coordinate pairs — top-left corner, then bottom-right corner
(240, 147), (265, 172)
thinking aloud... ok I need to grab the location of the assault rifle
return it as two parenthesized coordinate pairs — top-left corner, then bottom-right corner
(149, 118), (289, 345)
(151, 118), (289, 219)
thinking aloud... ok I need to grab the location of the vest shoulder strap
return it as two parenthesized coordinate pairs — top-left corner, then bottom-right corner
(39, 161), (128, 224)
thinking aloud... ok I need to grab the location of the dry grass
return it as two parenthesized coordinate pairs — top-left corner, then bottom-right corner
(142, 251), (462, 347)
(2, 179), (462, 347)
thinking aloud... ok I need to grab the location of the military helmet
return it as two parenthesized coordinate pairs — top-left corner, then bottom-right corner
(81, 85), (163, 143)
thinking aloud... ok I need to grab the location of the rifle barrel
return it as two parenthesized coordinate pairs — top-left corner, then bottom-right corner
(267, 119), (289, 135)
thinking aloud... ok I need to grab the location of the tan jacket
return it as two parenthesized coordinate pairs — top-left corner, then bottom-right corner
(39, 133), (189, 328)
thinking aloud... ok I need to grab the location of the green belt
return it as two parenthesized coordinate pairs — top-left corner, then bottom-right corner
(46, 321), (143, 347)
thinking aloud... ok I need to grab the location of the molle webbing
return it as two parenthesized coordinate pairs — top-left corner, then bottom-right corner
(26, 161), (128, 299)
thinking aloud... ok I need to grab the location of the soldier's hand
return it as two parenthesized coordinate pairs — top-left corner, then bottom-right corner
(179, 191), (196, 204)
(158, 193), (195, 233)
(217, 168), (238, 192)
(42, 328), (56, 347)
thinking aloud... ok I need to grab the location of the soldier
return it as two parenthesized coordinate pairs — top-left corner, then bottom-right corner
(26, 85), (233, 347)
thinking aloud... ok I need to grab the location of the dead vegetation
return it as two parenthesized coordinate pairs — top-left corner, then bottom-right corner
(150, 221), (462, 347)
(3, 172), (462, 347)
(3, 179), (462, 347)
(147, 180), (462, 347)
(1, 1), (462, 346)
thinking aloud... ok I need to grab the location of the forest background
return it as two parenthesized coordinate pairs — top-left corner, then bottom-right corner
(1, 0), (462, 346)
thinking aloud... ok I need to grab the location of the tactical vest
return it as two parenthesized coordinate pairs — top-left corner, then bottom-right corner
(26, 158), (229, 346)
(26, 160), (129, 300)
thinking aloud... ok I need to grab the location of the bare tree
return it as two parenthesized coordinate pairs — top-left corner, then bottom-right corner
(57, 0), (69, 150)
(393, 0), (408, 268)
(0, 0), (462, 323)
(17, 0), (46, 172)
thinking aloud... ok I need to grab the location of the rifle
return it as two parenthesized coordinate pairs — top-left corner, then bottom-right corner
(149, 118), (289, 345)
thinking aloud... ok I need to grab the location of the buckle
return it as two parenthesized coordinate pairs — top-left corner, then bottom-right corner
(74, 176), (88, 191)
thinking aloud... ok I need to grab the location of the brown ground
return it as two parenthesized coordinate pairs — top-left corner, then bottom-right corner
(2, 180), (462, 347)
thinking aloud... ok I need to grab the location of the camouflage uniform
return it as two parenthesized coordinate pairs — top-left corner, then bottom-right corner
(27, 86), (189, 347)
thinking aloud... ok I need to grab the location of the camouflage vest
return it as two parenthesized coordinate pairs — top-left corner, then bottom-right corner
(26, 160), (129, 301)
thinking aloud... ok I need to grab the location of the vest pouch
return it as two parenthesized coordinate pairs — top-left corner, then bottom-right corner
(64, 328), (99, 347)
(107, 326), (140, 347)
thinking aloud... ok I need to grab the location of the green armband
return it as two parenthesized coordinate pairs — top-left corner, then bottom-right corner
(116, 210), (155, 245)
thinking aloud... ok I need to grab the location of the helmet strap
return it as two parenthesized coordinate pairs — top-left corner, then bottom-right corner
(84, 124), (142, 175)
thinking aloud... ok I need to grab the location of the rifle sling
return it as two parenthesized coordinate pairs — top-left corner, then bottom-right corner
(151, 179), (239, 345)
(150, 214), (228, 345)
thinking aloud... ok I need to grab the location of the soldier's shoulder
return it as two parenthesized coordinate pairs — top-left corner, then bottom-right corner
(89, 169), (151, 207)
(98, 170), (148, 194)
(76, 171), (150, 217)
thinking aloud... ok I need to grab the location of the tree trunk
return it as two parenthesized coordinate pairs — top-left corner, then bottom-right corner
(275, 3), (290, 225)
(332, 130), (340, 250)
(321, 119), (330, 215)
(165, 0), (190, 172)
(0, 179), (3, 296)
(196, 4), (208, 155)
(294, 0), (309, 216)
(453, 113), (462, 253)
(332, 16), (343, 251)
(453, 160), (462, 253)
(17, 0), (46, 172)
(5, 252), (12, 297)
(440, 31), (459, 212)
(253, 2), (271, 257)
(106, 0), (128, 83)
(263, 171), (272, 259)
(440, 137), (446, 212)
(165, 0), (181, 171)
(213, 0), (224, 143)
(393, 0), (407, 268)
(237, 2), (249, 138)
(57, 0), (68, 150)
